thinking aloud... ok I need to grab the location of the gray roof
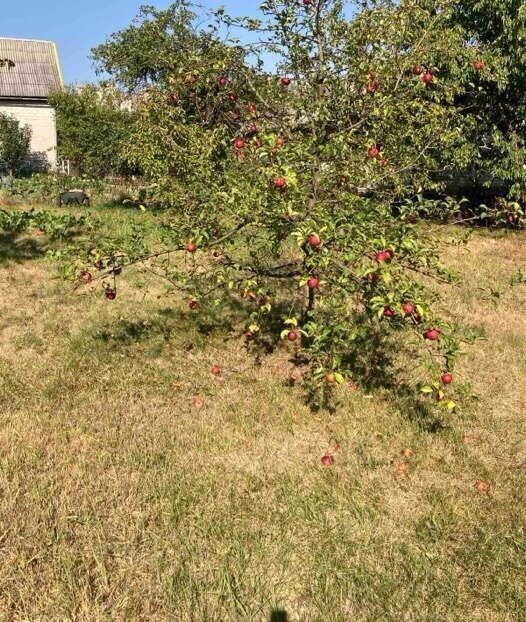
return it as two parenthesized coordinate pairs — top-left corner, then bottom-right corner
(0, 37), (62, 99)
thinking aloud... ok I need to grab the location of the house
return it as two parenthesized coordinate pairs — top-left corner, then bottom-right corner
(0, 37), (63, 170)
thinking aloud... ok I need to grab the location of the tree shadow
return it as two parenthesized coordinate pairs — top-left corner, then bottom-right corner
(270, 611), (288, 622)
(0, 231), (46, 264)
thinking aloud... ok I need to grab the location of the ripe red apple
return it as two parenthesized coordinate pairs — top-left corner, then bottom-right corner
(280, 76), (291, 86)
(105, 289), (116, 301)
(422, 71), (433, 84)
(247, 103), (256, 114)
(246, 124), (258, 137)
(303, 0), (313, 5)
(169, 92), (179, 103)
(321, 454), (335, 466)
(287, 330), (298, 342)
(368, 145), (380, 158)
(338, 175), (347, 184)
(185, 242), (197, 253)
(308, 233), (321, 248)
(384, 249), (394, 259)
(211, 364), (221, 376)
(81, 271), (93, 282)
(189, 300), (199, 310)
(94, 259), (104, 270)
(473, 60), (484, 71)
(273, 177), (286, 189)
(375, 250), (390, 262)
(230, 111), (240, 121)
(276, 136), (285, 146)
(412, 65), (422, 75)
(506, 214), (516, 224)
(441, 372), (453, 385)
(234, 137), (245, 150)
(218, 76), (228, 86)
(307, 277), (320, 289)
(402, 302), (415, 315)
(228, 92), (237, 102)
(383, 306), (395, 318)
(424, 328), (440, 341)
(365, 81), (378, 93)
(325, 373), (335, 384)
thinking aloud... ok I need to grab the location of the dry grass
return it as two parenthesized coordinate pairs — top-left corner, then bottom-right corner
(0, 208), (524, 621)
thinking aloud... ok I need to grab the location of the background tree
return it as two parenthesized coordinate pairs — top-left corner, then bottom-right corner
(0, 113), (31, 176)
(49, 85), (136, 178)
(78, 0), (489, 408)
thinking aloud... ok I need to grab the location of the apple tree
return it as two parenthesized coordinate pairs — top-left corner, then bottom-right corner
(80, 0), (485, 408)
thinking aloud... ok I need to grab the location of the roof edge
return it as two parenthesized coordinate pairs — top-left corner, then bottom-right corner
(0, 36), (57, 44)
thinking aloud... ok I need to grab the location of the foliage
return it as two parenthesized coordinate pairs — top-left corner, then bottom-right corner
(78, 0), (501, 408)
(0, 113), (31, 175)
(49, 85), (136, 177)
(0, 206), (87, 240)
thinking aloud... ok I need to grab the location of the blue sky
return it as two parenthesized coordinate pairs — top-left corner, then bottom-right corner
(1, 0), (263, 84)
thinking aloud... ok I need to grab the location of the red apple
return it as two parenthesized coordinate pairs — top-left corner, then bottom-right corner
(230, 111), (240, 121)
(321, 454), (335, 466)
(441, 372), (453, 385)
(375, 250), (390, 262)
(368, 145), (380, 158)
(412, 65), (422, 75)
(385, 249), (394, 259)
(234, 137), (245, 150)
(287, 330), (298, 342)
(365, 81), (378, 93)
(303, 0), (313, 5)
(94, 259), (104, 270)
(424, 328), (440, 341)
(338, 175), (347, 184)
(473, 60), (484, 71)
(105, 289), (116, 301)
(81, 271), (93, 282)
(185, 242), (197, 253)
(189, 300), (199, 310)
(280, 76), (291, 86)
(247, 103), (256, 114)
(383, 306), (395, 318)
(402, 302), (415, 315)
(169, 92), (179, 103)
(211, 364), (221, 376)
(228, 92), (237, 102)
(273, 177), (287, 189)
(307, 277), (320, 289)
(325, 373), (335, 384)
(308, 233), (321, 248)
(422, 71), (433, 84)
(218, 76), (228, 86)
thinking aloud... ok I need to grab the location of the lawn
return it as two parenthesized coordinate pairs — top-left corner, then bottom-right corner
(0, 204), (524, 621)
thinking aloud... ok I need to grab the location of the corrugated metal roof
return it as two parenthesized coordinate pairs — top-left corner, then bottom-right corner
(0, 37), (62, 99)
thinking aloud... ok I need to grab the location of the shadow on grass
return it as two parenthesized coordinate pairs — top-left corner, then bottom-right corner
(86, 295), (442, 429)
(270, 611), (288, 622)
(0, 231), (46, 264)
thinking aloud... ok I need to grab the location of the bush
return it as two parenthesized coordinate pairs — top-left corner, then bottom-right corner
(0, 113), (31, 176)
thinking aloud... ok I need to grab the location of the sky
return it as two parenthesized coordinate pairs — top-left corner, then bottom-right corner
(1, 0), (264, 85)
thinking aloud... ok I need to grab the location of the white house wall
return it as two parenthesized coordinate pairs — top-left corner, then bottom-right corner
(0, 100), (57, 169)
